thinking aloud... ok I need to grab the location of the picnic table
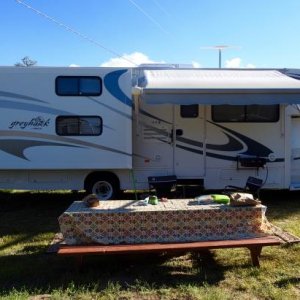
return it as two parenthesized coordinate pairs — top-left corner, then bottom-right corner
(58, 199), (281, 267)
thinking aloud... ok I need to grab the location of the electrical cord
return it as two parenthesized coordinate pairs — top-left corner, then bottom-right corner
(261, 165), (269, 187)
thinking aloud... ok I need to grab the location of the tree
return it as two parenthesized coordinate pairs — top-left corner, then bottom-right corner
(15, 56), (37, 67)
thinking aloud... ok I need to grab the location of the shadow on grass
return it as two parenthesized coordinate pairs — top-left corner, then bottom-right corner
(258, 190), (300, 220)
(0, 233), (38, 252)
(0, 191), (81, 236)
(0, 190), (81, 212)
(275, 276), (300, 288)
(0, 250), (228, 294)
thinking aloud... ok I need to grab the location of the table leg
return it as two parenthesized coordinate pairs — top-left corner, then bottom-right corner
(248, 246), (263, 267)
(75, 255), (84, 271)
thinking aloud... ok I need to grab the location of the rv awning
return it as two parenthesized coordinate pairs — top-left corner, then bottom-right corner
(138, 69), (300, 105)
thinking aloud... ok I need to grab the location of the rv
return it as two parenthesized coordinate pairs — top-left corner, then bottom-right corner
(1, 66), (300, 199)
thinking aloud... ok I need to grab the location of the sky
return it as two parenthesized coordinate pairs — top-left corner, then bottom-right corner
(1, 0), (300, 69)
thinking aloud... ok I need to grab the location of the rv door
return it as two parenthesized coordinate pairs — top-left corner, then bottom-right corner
(173, 104), (205, 178)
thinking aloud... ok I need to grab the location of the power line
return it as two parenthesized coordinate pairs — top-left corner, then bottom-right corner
(150, 0), (171, 17)
(15, 0), (138, 66)
(128, 0), (169, 35)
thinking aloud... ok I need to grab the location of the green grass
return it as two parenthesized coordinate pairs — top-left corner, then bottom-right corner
(0, 190), (299, 299)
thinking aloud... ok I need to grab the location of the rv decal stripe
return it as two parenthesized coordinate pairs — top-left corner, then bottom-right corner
(144, 112), (280, 162)
(177, 143), (233, 161)
(178, 132), (244, 152)
(176, 136), (203, 148)
(176, 144), (236, 161)
(152, 136), (283, 163)
(172, 124), (267, 155)
(206, 132), (244, 151)
(143, 124), (170, 137)
(88, 97), (132, 120)
(0, 90), (48, 103)
(104, 70), (132, 107)
(0, 139), (80, 160)
(0, 100), (113, 130)
(139, 109), (172, 125)
(176, 144), (203, 155)
(208, 121), (273, 157)
(0, 100), (71, 116)
(0, 130), (132, 160)
(285, 72), (300, 80)
(176, 144), (285, 162)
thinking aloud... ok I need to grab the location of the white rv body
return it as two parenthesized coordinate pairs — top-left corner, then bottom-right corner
(1, 66), (300, 198)
(0, 67), (133, 196)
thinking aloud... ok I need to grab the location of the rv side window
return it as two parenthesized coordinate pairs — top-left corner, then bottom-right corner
(180, 105), (199, 118)
(56, 116), (102, 136)
(212, 105), (279, 122)
(56, 76), (102, 96)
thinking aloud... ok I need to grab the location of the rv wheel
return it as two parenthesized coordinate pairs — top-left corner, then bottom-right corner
(86, 175), (119, 200)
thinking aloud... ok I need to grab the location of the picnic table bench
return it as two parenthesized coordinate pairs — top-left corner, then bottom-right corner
(57, 235), (282, 268)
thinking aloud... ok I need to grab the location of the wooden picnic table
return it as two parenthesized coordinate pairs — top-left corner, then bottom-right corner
(57, 199), (282, 268)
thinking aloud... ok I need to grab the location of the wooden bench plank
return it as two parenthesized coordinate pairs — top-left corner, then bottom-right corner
(58, 237), (281, 255)
(57, 236), (282, 268)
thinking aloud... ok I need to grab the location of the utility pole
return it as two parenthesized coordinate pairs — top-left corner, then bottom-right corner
(201, 45), (238, 68)
(216, 45), (228, 68)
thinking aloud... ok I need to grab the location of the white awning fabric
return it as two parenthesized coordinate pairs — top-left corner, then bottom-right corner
(138, 69), (300, 105)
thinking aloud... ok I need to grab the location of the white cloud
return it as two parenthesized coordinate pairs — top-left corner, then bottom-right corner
(70, 55), (203, 69)
(100, 52), (164, 67)
(225, 57), (242, 68)
(225, 57), (256, 68)
(245, 63), (256, 68)
(191, 61), (201, 68)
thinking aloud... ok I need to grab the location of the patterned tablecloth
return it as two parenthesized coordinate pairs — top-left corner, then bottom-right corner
(58, 199), (271, 245)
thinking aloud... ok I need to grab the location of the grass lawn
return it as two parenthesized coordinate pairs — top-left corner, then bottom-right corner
(0, 190), (299, 299)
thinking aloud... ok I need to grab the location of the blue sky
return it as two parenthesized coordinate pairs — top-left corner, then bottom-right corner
(1, 0), (300, 68)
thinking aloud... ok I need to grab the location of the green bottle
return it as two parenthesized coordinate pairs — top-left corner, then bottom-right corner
(148, 195), (159, 205)
(211, 194), (230, 204)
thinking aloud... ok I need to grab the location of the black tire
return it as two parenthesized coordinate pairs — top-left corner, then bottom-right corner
(86, 174), (119, 200)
